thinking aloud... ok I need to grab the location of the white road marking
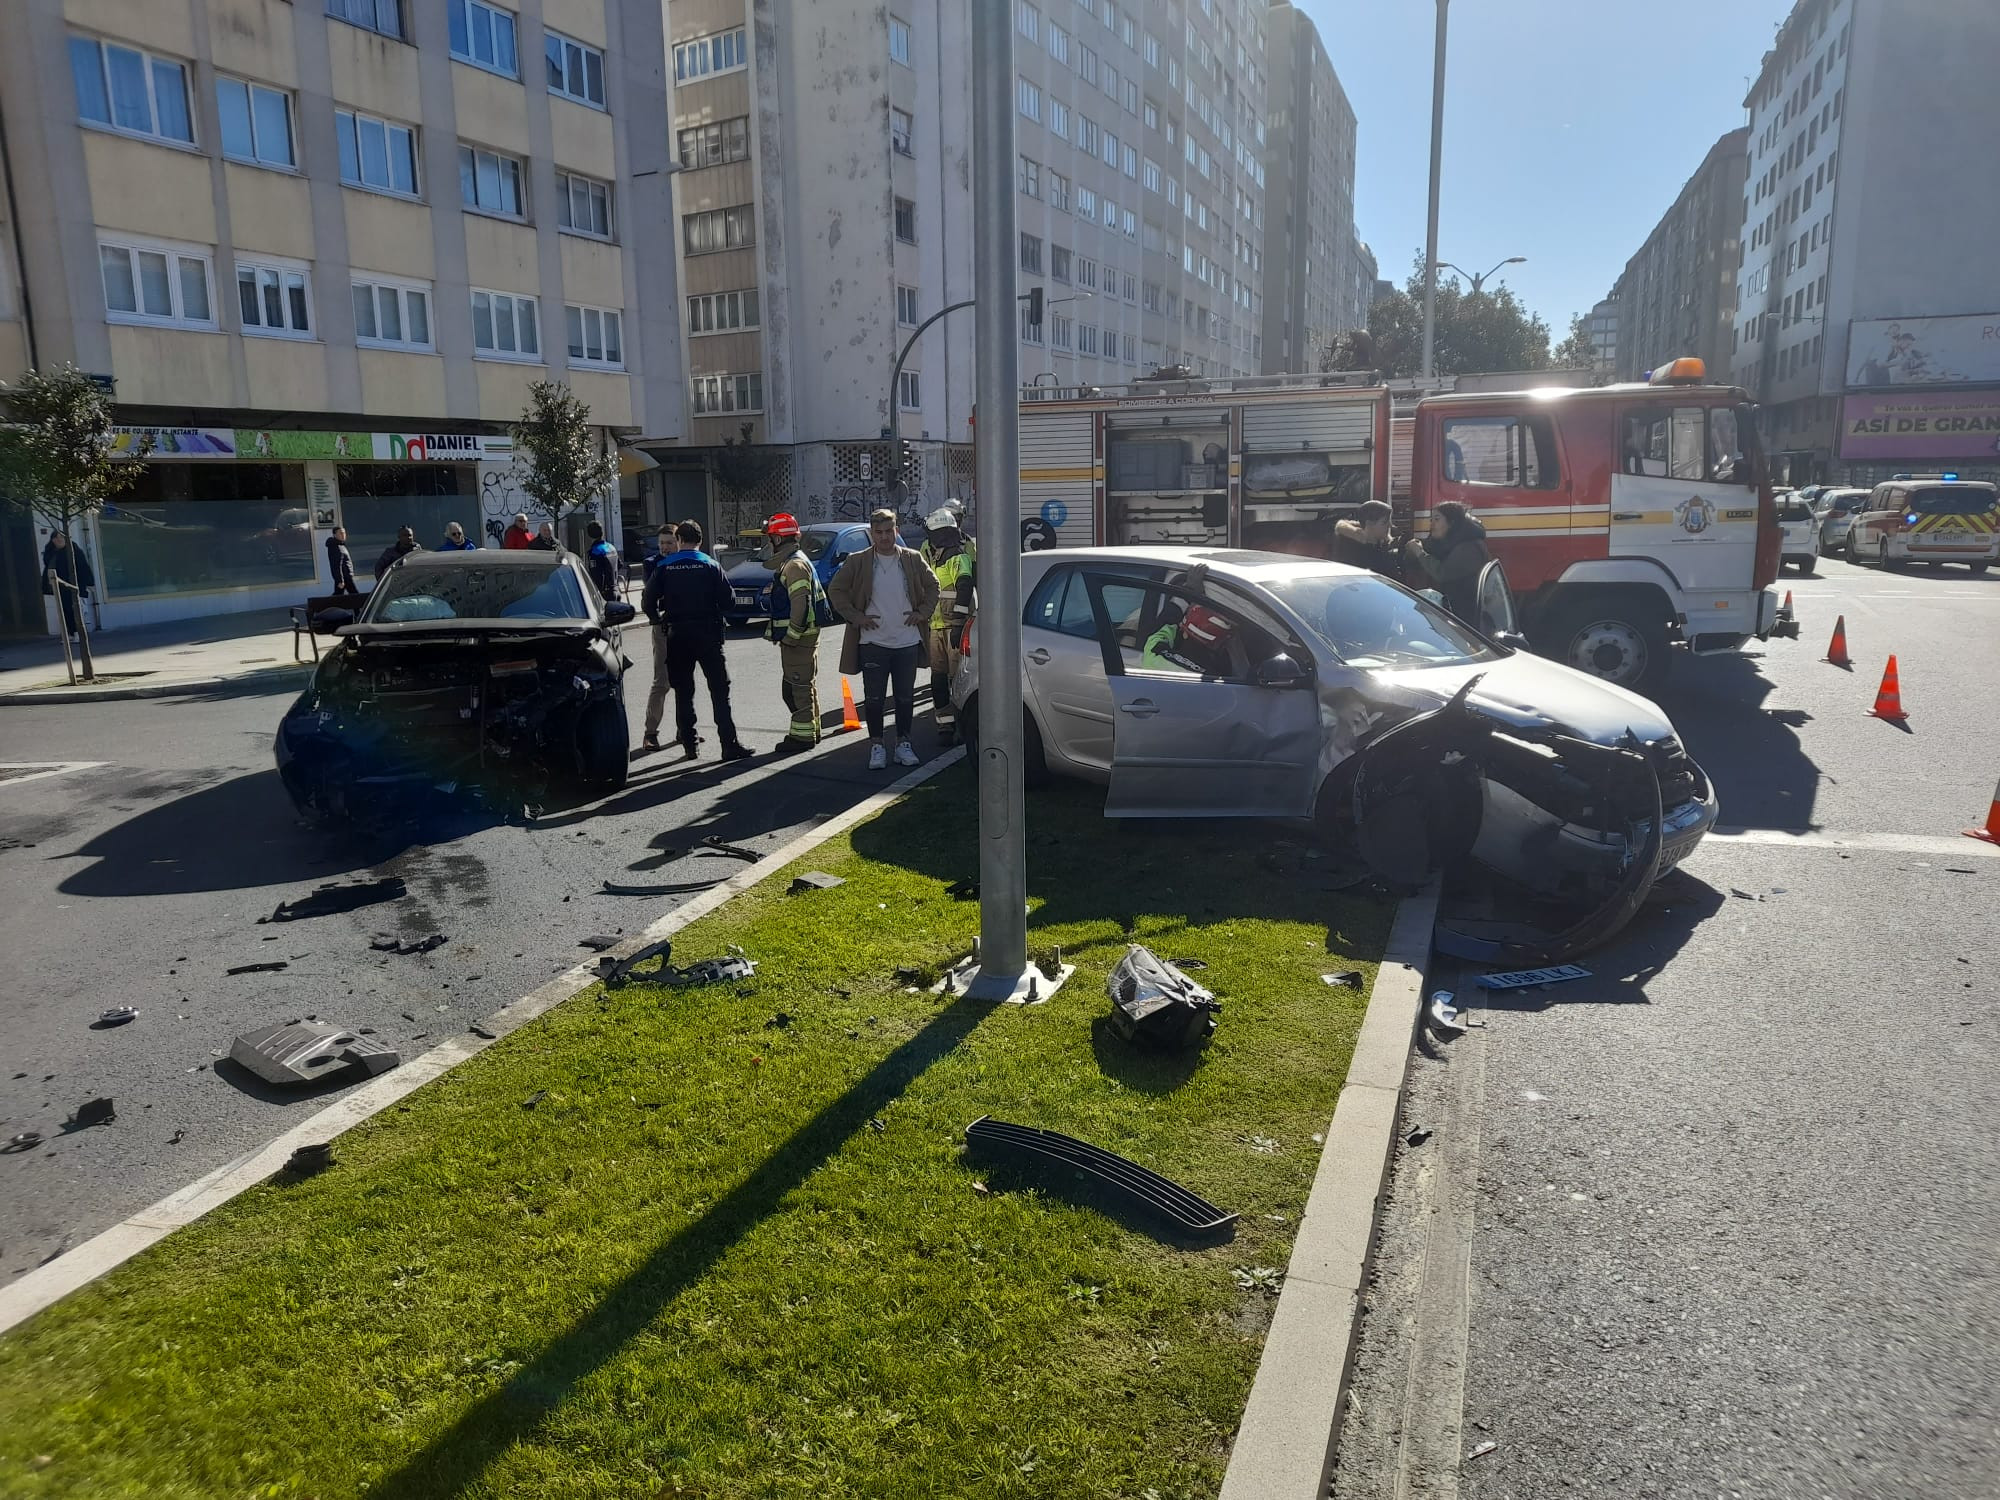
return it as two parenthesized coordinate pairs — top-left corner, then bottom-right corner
(0, 761), (108, 788)
(1706, 826), (1999, 858)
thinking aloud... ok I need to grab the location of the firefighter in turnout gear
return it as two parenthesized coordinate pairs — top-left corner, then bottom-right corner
(763, 513), (825, 754)
(919, 507), (976, 745)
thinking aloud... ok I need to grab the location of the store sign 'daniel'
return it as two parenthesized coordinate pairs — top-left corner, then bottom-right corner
(371, 433), (510, 461)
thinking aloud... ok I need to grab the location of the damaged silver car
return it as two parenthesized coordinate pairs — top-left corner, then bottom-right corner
(275, 550), (635, 820)
(954, 547), (1716, 934)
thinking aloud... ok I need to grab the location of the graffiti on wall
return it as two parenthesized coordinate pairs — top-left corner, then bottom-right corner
(477, 461), (597, 543)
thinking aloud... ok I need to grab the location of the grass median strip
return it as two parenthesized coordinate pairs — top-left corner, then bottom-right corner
(0, 771), (1389, 1500)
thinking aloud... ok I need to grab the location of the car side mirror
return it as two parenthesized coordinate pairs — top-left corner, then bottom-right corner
(1254, 653), (1309, 689)
(603, 600), (637, 625)
(1492, 630), (1530, 653)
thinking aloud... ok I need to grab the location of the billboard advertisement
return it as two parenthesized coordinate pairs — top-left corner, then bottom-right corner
(1839, 390), (2000, 461)
(1846, 314), (2000, 388)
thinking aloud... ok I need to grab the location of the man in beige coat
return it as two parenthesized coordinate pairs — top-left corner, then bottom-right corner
(828, 509), (939, 769)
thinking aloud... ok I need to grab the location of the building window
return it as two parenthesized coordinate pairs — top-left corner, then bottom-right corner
(1121, 272), (1136, 301)
(683, 205), (756, 254)
(894, 197), (917, 243)
(1141, 278), (1159, 311)
(1077, 185), (1097, 220)
(1048, 172), (1070, 213)
(1078, 117), (1100, 155)
(1144, 97), (1158, 129)
(892, 108), (915, 156)
(217, 78), (294, 168)
(890, 16), (912, 65)
(449, 0), (519, 78)
(1078, 323), (1098, 355)
(351, 276), (432, 350)
(688, 288), (760, 334)
(1078, 257), (1097, 290)
(1081, 46), (1099, 86)
(898, 369), (922, 409)
(1018, 78), (1041, 122)
(1017, 2), (1039, 43)
(1051, 312), (1072, 350)
(1122, 209), (1136, 237)
(235, 258), (313, 338)
(678, 116), (751, 168)
(70, 36), (193, 146)
(557, 171), (613, 238)
(565, 303), (624, 368)
(692, 372), (764, 414)
(1050, 244), (1072, 283)
(896, 284), (920, 325)
(325, 0), (403, 41)
(1020, 233), (1042, 274)
(1020, 304), (1044, 345)
(1048, 22), (1070, 64)
(336, 109), (419, 196)
(1103, 129), (1120, 167)
(674, 28), (747, 81)
(1142, 158), (1160, 193)
(1018, 155), (1040, 197)
(471, 288), (541, 359)
(459, 145), (525, 217)
(98, 237), (213, 329)
(546, 30), (606, 108)
(1122, 144), (1137, 178)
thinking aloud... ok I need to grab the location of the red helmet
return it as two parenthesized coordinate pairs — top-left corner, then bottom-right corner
(1180, 604), (1235, 649)
(763, 512), (800, 540)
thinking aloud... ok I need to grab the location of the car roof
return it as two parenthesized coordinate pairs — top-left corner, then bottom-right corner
(391, 549), (569, 567)
(1024, 544), (1371, 582)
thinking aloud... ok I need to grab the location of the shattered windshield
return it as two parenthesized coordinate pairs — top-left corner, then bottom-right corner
(366, 562), (590, 623)
(1266, 573), (1498, 669)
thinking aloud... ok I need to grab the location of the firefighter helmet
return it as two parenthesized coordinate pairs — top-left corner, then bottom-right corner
(763, 512), (801, 540)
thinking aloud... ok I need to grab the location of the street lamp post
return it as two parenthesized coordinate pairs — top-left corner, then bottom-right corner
(1420, 0), (1449, 381)
(1438, 256), (1526, 295)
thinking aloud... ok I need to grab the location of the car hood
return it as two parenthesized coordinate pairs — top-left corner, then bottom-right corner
(335, 619), (600, 639)
(1366, 652), (1677, 744)
(722, 557), (775, 586)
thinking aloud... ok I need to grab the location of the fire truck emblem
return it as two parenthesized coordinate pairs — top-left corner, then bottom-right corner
(1675, 496), (1715, 535)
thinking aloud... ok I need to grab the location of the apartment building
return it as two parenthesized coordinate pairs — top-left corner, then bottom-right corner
(1582, 290), (1620, 380)
(1258, 0), (1358, 374)
(1612, 126), (1748, 384)
(0, 0), (681, 635)
(1732, 0), (2000, 483)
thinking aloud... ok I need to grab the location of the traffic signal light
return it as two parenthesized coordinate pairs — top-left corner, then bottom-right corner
(1026, 286), (1044, 329)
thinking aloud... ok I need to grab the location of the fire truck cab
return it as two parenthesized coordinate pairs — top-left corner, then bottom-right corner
(1410, 358), (1783, 691)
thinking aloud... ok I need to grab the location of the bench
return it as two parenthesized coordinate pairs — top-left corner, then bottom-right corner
(290, 592), (367, 662)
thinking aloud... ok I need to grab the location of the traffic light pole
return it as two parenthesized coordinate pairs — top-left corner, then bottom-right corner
(885, 290), (1043, 496)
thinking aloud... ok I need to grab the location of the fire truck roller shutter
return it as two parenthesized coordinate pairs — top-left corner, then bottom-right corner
(1020, 411), (1097, 547)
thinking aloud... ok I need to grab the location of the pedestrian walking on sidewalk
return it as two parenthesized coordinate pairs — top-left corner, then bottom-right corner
(374, 526), (420, 580)
(41, 531), (94, 640)
(829, 508), (938, 770)
(641, 520), (752, 761)
(762, 512), (825, 755)
(324, 526), (358, 594)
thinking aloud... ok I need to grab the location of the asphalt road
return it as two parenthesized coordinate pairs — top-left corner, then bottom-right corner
(1334, 555), (2000, 1499)
(0, 625), (953, 1279)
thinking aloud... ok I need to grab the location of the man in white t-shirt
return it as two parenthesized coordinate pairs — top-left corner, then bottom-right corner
(828, 509), (940, 769)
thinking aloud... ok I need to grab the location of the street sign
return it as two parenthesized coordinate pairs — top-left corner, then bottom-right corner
(85, 373), (115, 392)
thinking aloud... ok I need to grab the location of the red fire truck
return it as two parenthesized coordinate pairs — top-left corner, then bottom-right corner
(1015, 358), (1783, 690)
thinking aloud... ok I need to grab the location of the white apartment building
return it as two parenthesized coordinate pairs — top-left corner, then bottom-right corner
(1731, 0), (2000, 483)
(1259, 0), (1357, 374)
(0, 0), (682, 635)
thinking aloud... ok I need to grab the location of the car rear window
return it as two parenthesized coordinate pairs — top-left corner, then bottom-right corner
(1778, 500), (1815, 521)
(368, 563), (588, 622)
(1909, 486), (1999, 516)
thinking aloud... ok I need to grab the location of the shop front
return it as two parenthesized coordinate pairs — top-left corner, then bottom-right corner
(1837, 388), (2000, 488)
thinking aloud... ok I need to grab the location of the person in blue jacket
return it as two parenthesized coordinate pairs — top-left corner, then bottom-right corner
(641, 520), (752, 761)
(584, 521), (622, 598)
(438, 522), (480, 551)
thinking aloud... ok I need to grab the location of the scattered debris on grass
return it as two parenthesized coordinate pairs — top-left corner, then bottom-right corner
(944, 878), (978, 900)
(261, 878), (407, 923)
(964, 1116), (1237, 1242)
(1167, 956), (1209, 970)
(226, 961), (289, 976)
(1107, 946), (1221, 1049)
(765, 1012), (794, 1030)
(596, 940), (676, 988)
(283, 1143), (334, 1177)
(229, 1022), (400, 1087)
(1243, 1135), (1280, 1154)
(521, 1091), (546, 1109)
(1320, 970), (1363, 989)
(789, 871), (845, 894)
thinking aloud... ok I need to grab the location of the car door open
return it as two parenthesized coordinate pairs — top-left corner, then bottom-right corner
(1079, 572), (1320, 819)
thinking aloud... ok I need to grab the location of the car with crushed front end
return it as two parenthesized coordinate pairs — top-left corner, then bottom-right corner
(276, 549), (637, 820)
(953, 546), (1717, 951)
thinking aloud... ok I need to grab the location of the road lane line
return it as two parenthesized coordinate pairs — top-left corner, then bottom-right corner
(0, 761), (108, 788)
(1706, 827), (1999, 858)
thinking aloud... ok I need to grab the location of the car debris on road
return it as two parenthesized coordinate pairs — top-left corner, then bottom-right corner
(261, 878), (408, 923)
(229, 1021), (401, 1087)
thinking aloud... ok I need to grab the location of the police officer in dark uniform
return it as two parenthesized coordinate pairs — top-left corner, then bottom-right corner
(641, 520), (753, 761)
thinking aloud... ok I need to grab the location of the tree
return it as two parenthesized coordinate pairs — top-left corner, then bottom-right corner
(1552, 313), (1605, 378)
(511, 379), (617, 539)
(0, 365), (151, 683)
(1366, 254), (1553, 379)
(710, 420), (781, 538)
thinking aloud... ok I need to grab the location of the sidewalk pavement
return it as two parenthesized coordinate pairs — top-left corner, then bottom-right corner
(0, 607), (313, 704)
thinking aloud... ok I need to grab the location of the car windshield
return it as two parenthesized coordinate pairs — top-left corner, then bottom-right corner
(1910, 486), (1998, 516)
(1266, 573), (1498, 669)
(366, 562), (589, 623)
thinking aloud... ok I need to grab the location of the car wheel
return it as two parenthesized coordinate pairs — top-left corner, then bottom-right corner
(575, 699), (631, 789)
(1534, 597), (1670, 695)
(1973, 561), (1990, 575)
(1796, 554), (1816, 576)
(959, 693), (1051, 787)
(1879, 539), (1902, 572)
(1845, 533), (1859, 563)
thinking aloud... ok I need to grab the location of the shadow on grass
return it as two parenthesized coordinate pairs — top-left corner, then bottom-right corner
(1087, 1014), (1210, 1095)
(361, 992), (998, 1500)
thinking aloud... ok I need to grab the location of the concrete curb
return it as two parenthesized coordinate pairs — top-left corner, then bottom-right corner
(1217, 879), (1439, 1500)
(0, 664), (314, 705)
(0, 746), (967, 1338)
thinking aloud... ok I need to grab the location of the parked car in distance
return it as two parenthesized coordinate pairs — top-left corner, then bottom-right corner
(275, 550), (636, 820)
(719, 522), (871, 628)
(1847, 477), (2000, 574)
(951, 546), (1716, 907)
(1776, 495), (1822, 573)
(1815, 488), (1871, 554)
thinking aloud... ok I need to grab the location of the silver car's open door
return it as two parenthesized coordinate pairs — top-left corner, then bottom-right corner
(1474, 559), (1518, 639)
(1079, 572), (1320, 819)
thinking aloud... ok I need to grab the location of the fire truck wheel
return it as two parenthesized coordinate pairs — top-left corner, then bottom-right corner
(1535, 597), (1670, 694)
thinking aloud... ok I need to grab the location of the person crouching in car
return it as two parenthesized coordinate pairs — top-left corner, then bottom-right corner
(1404, 501), (1491, 621)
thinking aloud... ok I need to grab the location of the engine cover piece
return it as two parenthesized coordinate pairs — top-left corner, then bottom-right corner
(1107, 945), (1221, 1049)
(230, 1021), (402, 1087)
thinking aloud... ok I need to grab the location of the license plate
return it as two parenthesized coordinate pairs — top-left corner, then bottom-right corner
(1477, 964), (1592, 990)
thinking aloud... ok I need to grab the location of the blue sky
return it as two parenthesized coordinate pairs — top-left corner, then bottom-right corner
(1297, 0), (1798, 336)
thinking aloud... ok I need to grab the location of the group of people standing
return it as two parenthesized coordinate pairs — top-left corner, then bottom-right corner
(319, 512), (621, 596)
(1330, 497), (1493, 621)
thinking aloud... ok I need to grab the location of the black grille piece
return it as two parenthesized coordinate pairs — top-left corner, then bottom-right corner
(964, 1116), (1237, 1243)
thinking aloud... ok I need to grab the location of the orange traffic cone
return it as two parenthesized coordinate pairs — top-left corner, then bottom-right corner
(1781, 589), (1794, 617)
(1824, 614), (1851, 668)
(1867, 655), (1907, 723)
(840, 676), (861, 732)
(1965, 777), (2000, 845)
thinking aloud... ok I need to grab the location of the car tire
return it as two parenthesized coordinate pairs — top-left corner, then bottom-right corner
(1973, 561), (1990, 575)
(1879, 539), (1902, 573)
(1533, 595), (1671, 696)
(1796, 554), (1816, 576)
(959, 693), (1051, 787)
(575, 700), (631, 789)
(1845, 533), (1860, 564)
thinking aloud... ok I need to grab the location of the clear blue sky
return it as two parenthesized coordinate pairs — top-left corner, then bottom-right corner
(1296, 0), (1798, 336)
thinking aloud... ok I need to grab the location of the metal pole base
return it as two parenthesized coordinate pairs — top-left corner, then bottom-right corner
(938, 940), (1074, 1006)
